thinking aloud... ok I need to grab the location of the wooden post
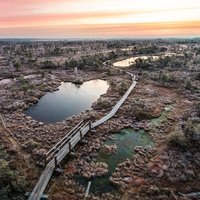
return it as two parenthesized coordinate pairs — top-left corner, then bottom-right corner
(54, 156), (63, 174)
(89, 121), (92, 130)
(69, 142), (72, 152)
(54, 156), (58, 168)
(90, 121), (96, 133)
(44, 153), (47, 166)
(80, 130), (83, 139)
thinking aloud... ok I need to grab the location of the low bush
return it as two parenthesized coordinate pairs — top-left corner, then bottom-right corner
(167, 131), (188, 150)
(0, 146), (26, 200)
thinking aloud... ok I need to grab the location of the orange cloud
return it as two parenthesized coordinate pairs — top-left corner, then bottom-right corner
(0, 11), (136, 27)
(0, 0), (199, 37)
(0, 21), (199, 38)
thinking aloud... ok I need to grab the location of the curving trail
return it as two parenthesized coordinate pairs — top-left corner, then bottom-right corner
(93, 80), (136, 127)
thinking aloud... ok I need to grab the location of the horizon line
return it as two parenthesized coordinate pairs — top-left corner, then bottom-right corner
(0, 36), (199, 40)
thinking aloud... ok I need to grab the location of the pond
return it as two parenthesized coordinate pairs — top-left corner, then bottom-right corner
(113, 53), (182, 68)
(77, 128), (154, 194)
(24, 79), (109, 124)
(113, 55), (159, 67)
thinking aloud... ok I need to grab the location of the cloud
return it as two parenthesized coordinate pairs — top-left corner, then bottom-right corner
(0, 21), (199, 38)
(0, 0), (199, 37)
(0, 11), (136, 27)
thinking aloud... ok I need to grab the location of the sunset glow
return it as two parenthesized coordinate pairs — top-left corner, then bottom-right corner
(0, 0), (200, 38)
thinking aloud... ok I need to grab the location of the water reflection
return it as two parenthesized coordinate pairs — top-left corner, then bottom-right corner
(77, 128), (154, 194)
(113, 53), (183, 67)
(113, 56), (159, 67)
(25, 79), (109, 123)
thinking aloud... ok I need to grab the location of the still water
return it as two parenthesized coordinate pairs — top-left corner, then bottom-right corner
(113, 56), (159, 67)
(113, 53), (181, 68)
(25, 79), (109, 123)
(77, 128), (154, 194)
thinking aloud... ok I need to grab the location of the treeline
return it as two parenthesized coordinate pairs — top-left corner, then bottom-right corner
(39, 44), (169, 71)
(135, 45), (167, 54)
(40, 60), (59, 69)
(133, 55), (187, 70)
(65, 55), (104, 70)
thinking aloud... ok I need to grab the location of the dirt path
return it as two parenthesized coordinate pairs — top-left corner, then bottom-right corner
(0, 113), (34, 175)
(0, 113), (21, 151)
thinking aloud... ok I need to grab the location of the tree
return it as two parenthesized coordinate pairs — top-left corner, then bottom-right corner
(185, 80), (192, 90)
(41, 60), (57, 69)
(65, 61), (69, 69)
(69, 59), (78, 68)
(13, 62), (21, 71)
(18, 77), (32, 94)
(119, 82), (128, 95)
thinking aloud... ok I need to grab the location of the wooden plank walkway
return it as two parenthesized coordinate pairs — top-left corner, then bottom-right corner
(28, 121), (91, 200)
(28, 79), (137, 200)
(37, 120), (86, 165)
(93, 80), (136, 127)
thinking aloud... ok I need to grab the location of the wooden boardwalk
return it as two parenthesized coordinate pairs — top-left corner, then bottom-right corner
(28, 79), (137, 200)
(28, 120), (91, 200)
(93, 80), (136, 127)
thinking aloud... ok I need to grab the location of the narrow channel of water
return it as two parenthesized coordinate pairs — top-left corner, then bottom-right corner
(24, 79), (109, 123)
(77, 128), (154, 194)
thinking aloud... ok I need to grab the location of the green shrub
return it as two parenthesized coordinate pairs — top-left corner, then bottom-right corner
(109, 80), (116, 88)
(183, 119), (200, 147)
(185, 80), (192, 90)
(41, 60), (57, 69)
(23, 139), (39, 153)
(13, 62), (21, 71)
(72, 79), (83, 85)
(167, 132), (188, 150)
(0, 152), (26, 200)
(18, 77), (33, 94)
(119, 82), (128, 95)
(93, 99), (112, 110)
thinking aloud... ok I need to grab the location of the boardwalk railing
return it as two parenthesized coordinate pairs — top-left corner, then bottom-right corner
(28, 120), (92, 200)
(37, 120), (88, 165)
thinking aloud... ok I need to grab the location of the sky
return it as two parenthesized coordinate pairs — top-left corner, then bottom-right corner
(0, 0), (200, 38)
